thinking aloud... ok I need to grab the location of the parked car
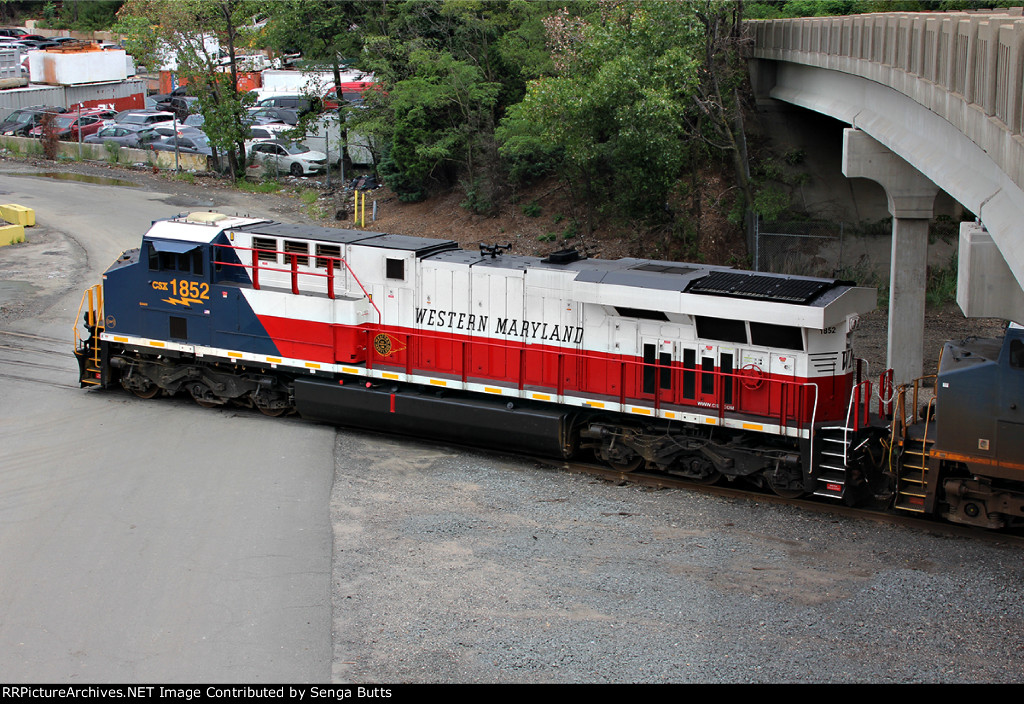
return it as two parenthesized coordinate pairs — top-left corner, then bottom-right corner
(247, 140), (327, 176)
(255, 94), (318, 117)
(165, 95), (200, 121)
(0, 105), (67, 136)
(104, 110), (176, 129)
(84, 123), (166, 149)
(243, 123), (294, 154)
(248, 106), (299, 126)
(28, 108), (117, 140)
(149, 133), (214, 157)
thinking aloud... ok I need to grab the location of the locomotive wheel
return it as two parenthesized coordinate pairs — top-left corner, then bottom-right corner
(765, 467), (805, 498)
(252, 390), (290, 417)
(669, 456), (721, 485)
(605, 453), (643, 472)
(256, 403), (288, 417)
(121, 376), (158, 399)
(189, 384), (221, 409)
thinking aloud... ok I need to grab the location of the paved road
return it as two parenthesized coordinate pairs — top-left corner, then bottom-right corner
(0, 169), (334, 682)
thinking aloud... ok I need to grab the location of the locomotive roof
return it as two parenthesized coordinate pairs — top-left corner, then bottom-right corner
(147, 216), (460, 258)
(427, 248), (851, 307)
(143, 215), (872, 318)
(235, 221), (458, 257)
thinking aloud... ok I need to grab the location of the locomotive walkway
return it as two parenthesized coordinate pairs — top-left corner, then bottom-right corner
(749, 8), (1024, 384)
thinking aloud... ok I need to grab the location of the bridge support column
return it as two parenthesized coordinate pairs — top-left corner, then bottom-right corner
(841, 129), (939, 385)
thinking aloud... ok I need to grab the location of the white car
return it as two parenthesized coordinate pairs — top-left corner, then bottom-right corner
(247, 140), (327, 176)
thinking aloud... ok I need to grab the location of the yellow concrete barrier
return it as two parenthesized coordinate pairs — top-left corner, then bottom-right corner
(0, 223), (25, 246)
(0, 204), (35, 227)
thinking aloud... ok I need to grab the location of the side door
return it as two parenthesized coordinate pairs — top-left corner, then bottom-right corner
(640, 338), (675, 406)
(692, 344), (737, 411)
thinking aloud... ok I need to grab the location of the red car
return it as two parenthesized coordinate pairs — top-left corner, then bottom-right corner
(29, 108), (118, 140)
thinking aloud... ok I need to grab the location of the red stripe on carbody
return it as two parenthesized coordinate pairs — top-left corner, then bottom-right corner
(255, 314), (851, 424)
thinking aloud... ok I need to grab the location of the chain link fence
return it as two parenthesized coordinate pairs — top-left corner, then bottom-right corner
(754, 216), (851, 278)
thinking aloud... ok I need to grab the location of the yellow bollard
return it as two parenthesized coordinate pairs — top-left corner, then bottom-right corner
(0, 204), (34, 227)
(0, 223), (25, 246)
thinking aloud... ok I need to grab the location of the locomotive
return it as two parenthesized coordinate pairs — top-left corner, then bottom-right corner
(74, 212), (1024, 528)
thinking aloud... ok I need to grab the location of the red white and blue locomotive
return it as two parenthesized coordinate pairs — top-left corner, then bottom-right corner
(75, 212), (1024, 528)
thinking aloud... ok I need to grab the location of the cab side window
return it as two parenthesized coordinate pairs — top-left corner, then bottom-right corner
(1010, 339), (1024, 369)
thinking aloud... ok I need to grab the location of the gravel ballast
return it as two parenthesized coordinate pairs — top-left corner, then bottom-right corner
(329, 432), (1023, 684)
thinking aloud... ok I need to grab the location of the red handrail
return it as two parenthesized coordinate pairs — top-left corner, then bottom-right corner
(212, 242), (381, 323)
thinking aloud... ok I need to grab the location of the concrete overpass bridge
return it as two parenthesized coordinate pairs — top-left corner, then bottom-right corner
(749, 9), (1024, 383)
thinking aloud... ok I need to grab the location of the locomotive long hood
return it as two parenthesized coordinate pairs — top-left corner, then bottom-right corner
(570, 269), (876, 329)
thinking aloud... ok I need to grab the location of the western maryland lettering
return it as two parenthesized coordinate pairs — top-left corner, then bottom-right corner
(495, 317), (584, 343)
(415, 307), (583, 344)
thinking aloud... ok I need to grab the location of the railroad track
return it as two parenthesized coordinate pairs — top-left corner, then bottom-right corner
(0, 328), (80, 390)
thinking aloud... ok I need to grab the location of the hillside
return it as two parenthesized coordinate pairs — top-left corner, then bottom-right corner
(359, 175), (748, 267)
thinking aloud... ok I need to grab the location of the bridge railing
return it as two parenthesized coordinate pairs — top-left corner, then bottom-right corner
(749, 10), (1024, 140)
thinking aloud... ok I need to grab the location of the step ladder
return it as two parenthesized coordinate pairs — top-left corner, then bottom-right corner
(814, 378), (872, 500)
(814, 425), (852, 499)
(74, 284), (104, 387)
(893, 398), (936, 513)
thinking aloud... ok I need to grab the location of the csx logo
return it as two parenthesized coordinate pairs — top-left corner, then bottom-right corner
(152, 281), (169, 291)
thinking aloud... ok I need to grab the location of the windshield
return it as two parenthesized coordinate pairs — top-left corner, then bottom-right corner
(4, 111), (32, 124)
(54, 117), (75, 128)
(285, 143), (309, 155)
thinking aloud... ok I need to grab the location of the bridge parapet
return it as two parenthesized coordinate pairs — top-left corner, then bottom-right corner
(751, 10), (1024, 192)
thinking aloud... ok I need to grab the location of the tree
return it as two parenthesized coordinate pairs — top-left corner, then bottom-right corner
(497, 2), (704, 226)
(116, 0), (261, 179)
(348, 0), (557, 208)
(263, 0), (365, 96)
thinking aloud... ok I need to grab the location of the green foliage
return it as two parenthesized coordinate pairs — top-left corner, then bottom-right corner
(497, 2), (710, 220)
(784, 148), (806, 166)
(236, 178), (282, 194)
(926, 254), (959, 308)
(460, 178), (496, 215)
(103, 140), (121, 164)
(42, 1), (122, 30)
(348, 0), (561, 204)
(299, 189), (319, 205)
(753, 185), (791, 221)
(521, 201), (541, 217)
